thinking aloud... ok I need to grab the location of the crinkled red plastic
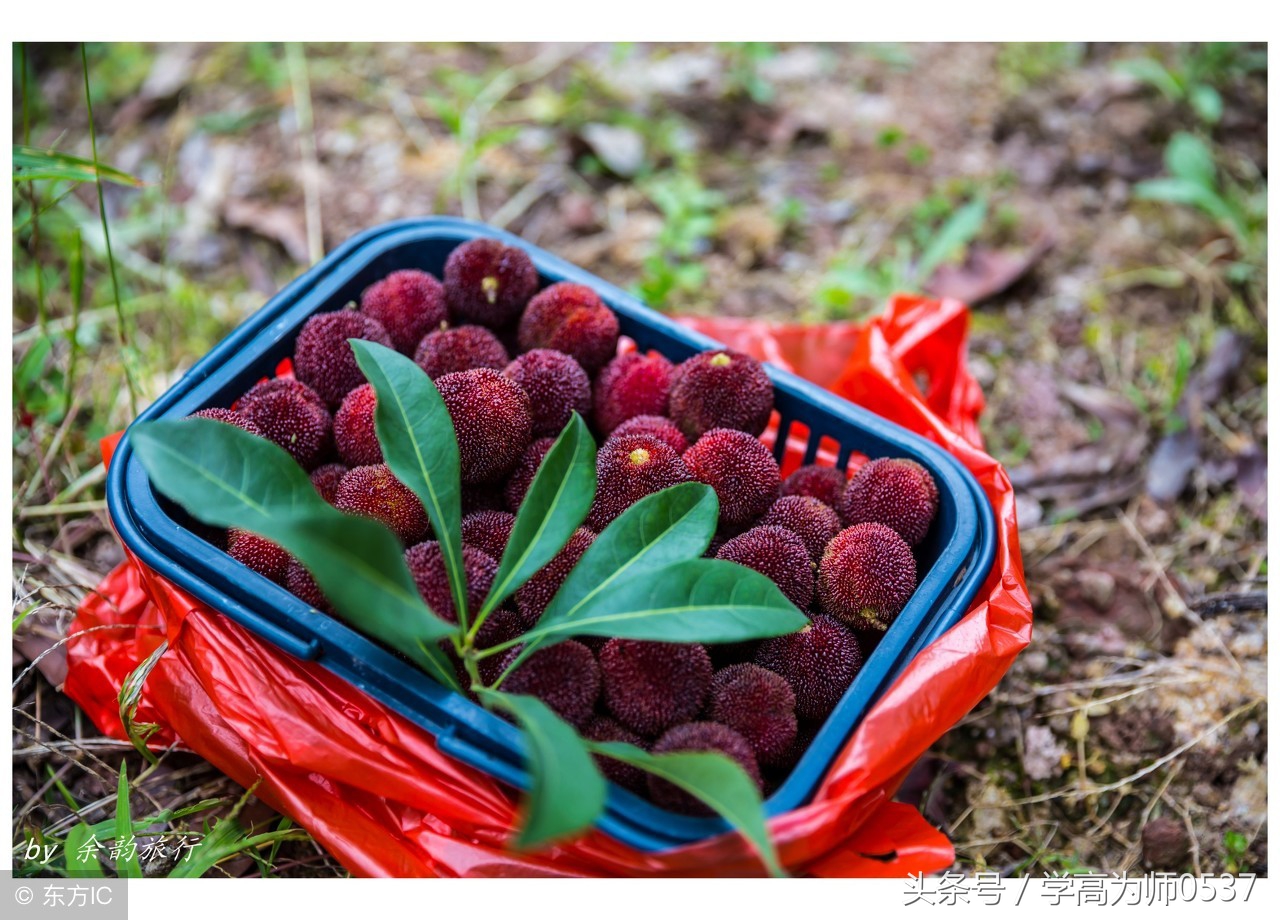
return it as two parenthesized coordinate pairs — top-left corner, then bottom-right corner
(64, 295), (1032, 877)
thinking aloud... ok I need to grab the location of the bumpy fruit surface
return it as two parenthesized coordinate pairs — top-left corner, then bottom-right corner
(517, 282), (619, 373)
(759, 495), (842, 562)
(189, 407), (264, 437)
(443, 238), (539, 327)
(593, 351), (674, 435)
(503, 349), (591, 438)
(435, 368), (533, 485)
(237, 377), (333, 470)
(359, 269), (447, 354)
(514, 526), (594, 623)
(461, 485), (506, 515)
(405, 542), (497, 624)
(839, 457), (939, 546)
(309, 463), (349, 506)
(227, 530), (290, 584)
(503, 438), (554, 512)
(587, 433), (690, 531)
(708, 663), (798, 767)
(583, 716), (649, 794)
(461, 510), (515, 565)
(609, 414), (689, 455)
(755, 614), (865, 721)
(333, 383), (383, 467)
(334, 464), (431, 545)
(285, 558), (333, 613)
(463, 506), (517, 565)
(499, 641), (600, 729)
(599, 639), (712, 738)
(648, 722), (761, 814)
(413, 325), (509, 380)
(715, 525), (814, 609)
(781, 464), (847, 509)
(818, 522), (916, 632)
(683, 428), (780, 527)
(668, 350), (773, 440)
(292, 310), (393, 407)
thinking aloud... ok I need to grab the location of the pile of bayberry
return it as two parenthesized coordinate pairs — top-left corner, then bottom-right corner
(193, 238), (938, 810)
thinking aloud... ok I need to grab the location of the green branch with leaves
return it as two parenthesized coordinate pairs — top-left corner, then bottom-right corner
(133, 339), (806, 875)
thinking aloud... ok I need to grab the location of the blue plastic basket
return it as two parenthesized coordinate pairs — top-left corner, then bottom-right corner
(107, 217), (997, 852)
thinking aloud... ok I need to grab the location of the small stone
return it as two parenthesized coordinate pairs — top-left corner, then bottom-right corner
(1141, 817), (1191, 870)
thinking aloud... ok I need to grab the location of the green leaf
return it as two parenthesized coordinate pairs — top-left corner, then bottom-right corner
(351, 340), (468, 627)
(520, 557), (807, 646)
(1134, 177), (1235, 227)
(1114, 58), (1183, 100)
(915, 195), (988, 285)
(64, 824), (105, 878)
(1189, 84), (1223, 124)
(1134, 176), (1217, 207)
(478, 689), (607, 850)
(166, 820), (305, 879)
(1164, 132), (1217, 189)
(590, 741), (785, 877)
(533, 482), (718, 642)
(132, 419), (456, 677)
(479, 413), (596, 620)
(13, 144), (143, 187)
(118, 640), (167, 765)
(114, 765), (144, 879)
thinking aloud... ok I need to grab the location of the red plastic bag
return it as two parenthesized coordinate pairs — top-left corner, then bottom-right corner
(64, 295), (1032, 877)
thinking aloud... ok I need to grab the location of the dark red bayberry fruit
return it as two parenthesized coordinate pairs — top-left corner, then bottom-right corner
(818, 522), (916, 632)
(715, 525), (814, 609)
(413, 325), (510, 380)
(503, 437), (555, 512)
(189, 407), (264, 437)
(756, 614), (865, 721)
(360, 269), (447, 354)
(839, 457), (939, 546)
(708, 663), (798, 767)
(587, 433), (690, 531)
(648, 722), (761, 815)
(668, 350), (773, 440)
(333, 383), (382, 467)
(600, 639), (712, 738)
(583, 716), (649, 794)
(609, 414), (689, 455)
(293, 310), (394, 408)
(405, 542), (497, 624)
(683, 428), (780, 527)
(285, 558), (334, 614)
(435, 368), (533, 485)
(514, 527), (594, 623)
(228, 529), (289, 584)
(781, 464), (847, 509)
(499, 641), (600, 729)
(444, 238), (539, 328)
(503, 349), (591, 438)
(517, 282), (619, 373)
(759, 495), (842, 562)
(309, 463), (349, 506)
(335, 464), (431, 545)
(461, 510), (515, 565)
(593, 351), (674, 435)
(237, 377), (333, 470)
